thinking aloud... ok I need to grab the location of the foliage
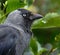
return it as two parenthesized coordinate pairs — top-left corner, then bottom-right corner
(0, 0), (60, 55)
(30, 38), (47, 55)
(0, 0), (34, 23)
(32, 13), (60, 55)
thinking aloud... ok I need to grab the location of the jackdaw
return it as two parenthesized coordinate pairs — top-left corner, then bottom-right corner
(0, 8), (43, 55)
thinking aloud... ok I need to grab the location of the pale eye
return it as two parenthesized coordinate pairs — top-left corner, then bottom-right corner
(22, 14), (27, 17)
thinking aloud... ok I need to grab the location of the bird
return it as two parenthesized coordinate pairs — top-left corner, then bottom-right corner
(0, 8), (43, 55)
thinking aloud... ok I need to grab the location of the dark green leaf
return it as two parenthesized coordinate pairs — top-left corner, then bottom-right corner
(30, 38), (38, 55)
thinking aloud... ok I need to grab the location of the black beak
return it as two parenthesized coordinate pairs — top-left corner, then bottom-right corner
(32, 14), (43, 20)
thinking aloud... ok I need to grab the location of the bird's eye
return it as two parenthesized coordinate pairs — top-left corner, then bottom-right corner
(22, 13), (27, 17)
(22, 12), (32, 18)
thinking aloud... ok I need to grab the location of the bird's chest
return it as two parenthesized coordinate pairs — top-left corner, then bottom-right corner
(15, 30), (31, 55)
(19, 31), (31, 46)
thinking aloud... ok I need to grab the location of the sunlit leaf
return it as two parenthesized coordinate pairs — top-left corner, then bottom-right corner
(7, 0), (26, 13)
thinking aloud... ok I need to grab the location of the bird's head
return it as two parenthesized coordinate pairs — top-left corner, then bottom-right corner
(4, 8), (43, 30)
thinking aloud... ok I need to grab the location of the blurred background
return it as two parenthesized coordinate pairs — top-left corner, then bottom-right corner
(0, 0), (60, 55)
(0, 0), (60, 16)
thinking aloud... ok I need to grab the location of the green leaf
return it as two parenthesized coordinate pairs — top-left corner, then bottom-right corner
(30, 38), (38, 55)
(32, 13), (60, 28)
(30, 38), (48, 55)
(31, 13), (60, 55)
(31, 13), (60, 45)
(26, 0), (34, 6)
(6, 0), (26, 13)
(32, 27), (60, 44)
